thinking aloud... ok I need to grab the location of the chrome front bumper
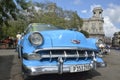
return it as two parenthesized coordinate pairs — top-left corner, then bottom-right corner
(23, 65), (71, 76)
(22, 62), (106, 76)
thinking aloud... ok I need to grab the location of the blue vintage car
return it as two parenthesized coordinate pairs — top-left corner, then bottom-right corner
(18, 23), (106, 79)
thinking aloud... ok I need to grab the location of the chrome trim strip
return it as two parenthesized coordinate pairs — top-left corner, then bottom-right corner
(33, 47), (97, 53)
(40, 54), (86, 59)
(64, 51), (67, 61)
(50, 51), (52, 62)
(76, 51), (79, 61)
(85, 51), (88, 60)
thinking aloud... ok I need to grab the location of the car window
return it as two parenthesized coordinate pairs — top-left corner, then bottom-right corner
(25, 23), (63, 33)
(25, 25), (32, 33)
(31, 24), (62, 31)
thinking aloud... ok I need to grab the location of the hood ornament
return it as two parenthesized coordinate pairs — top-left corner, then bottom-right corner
(71, 40), (80, 44)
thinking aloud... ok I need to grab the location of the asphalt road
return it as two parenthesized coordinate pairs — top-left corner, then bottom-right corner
(0, 49), (120, 80)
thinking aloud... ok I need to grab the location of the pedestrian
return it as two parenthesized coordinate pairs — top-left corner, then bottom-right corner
(16, 32), (21, 51)
(16, 32), (21, 40)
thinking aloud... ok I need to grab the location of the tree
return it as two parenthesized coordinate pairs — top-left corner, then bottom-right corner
(32, 2), (83, 29)
(0, 0), (31, 26)
(31, 12), (66, 28)
(80, 30), (89, 38)
(70, 12), (83, 30)
(0, 0), (31, 39)
(0, 1), (84, 39)
(1, 19), (28, 38)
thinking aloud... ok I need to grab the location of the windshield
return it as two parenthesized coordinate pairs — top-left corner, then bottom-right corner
(25, 23), (63, 33)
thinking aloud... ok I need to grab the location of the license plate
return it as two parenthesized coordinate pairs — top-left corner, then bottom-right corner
(70, 64), (91, 72)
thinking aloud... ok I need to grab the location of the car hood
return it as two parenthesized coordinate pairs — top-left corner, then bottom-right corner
(40, 30), (97, 50)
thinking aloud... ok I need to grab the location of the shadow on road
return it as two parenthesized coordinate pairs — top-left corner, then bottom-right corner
(29, 70), (101, 80)
(0, 55), (14, 80)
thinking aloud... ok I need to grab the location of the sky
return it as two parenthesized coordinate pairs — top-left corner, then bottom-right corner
(33, 0), (120, 37)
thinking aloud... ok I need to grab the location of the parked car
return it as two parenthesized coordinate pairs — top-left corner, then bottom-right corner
(17, 23), (106, 80)
(97, 40), (110, 55)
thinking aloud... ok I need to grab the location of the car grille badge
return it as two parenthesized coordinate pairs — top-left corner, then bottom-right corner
(71, 40), (80, 44)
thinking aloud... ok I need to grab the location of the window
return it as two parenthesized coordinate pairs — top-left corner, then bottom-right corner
(91, 23), (96, 32)
(99, 27), (103, 30)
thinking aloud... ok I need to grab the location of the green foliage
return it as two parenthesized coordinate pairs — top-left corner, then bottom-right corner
(31, 12), (66, 28)
(0, 0), (31, 39)
(70, 12), (83, 29)
(0, 0), (15, 25)
(16, 0), (32, 9)
(80, 30), (89, 38)
(0, 1), (83, 39)
(0, 0), (31, 26)
(1, 19), (28, 38)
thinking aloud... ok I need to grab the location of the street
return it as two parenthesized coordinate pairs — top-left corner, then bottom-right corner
(0, 49), (120, 80)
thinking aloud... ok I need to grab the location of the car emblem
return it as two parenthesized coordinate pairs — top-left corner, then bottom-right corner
(71, 40), (80, 44)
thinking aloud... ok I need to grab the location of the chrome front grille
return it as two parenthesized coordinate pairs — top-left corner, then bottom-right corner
(36, 49), (97, 61)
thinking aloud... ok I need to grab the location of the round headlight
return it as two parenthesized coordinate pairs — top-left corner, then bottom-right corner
(96, 39), (104, 48)
(29, 32), (43, 46)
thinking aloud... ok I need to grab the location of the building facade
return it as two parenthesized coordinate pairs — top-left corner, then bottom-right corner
(112, 32), (120, 47)
(82, 7), (105, 40)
